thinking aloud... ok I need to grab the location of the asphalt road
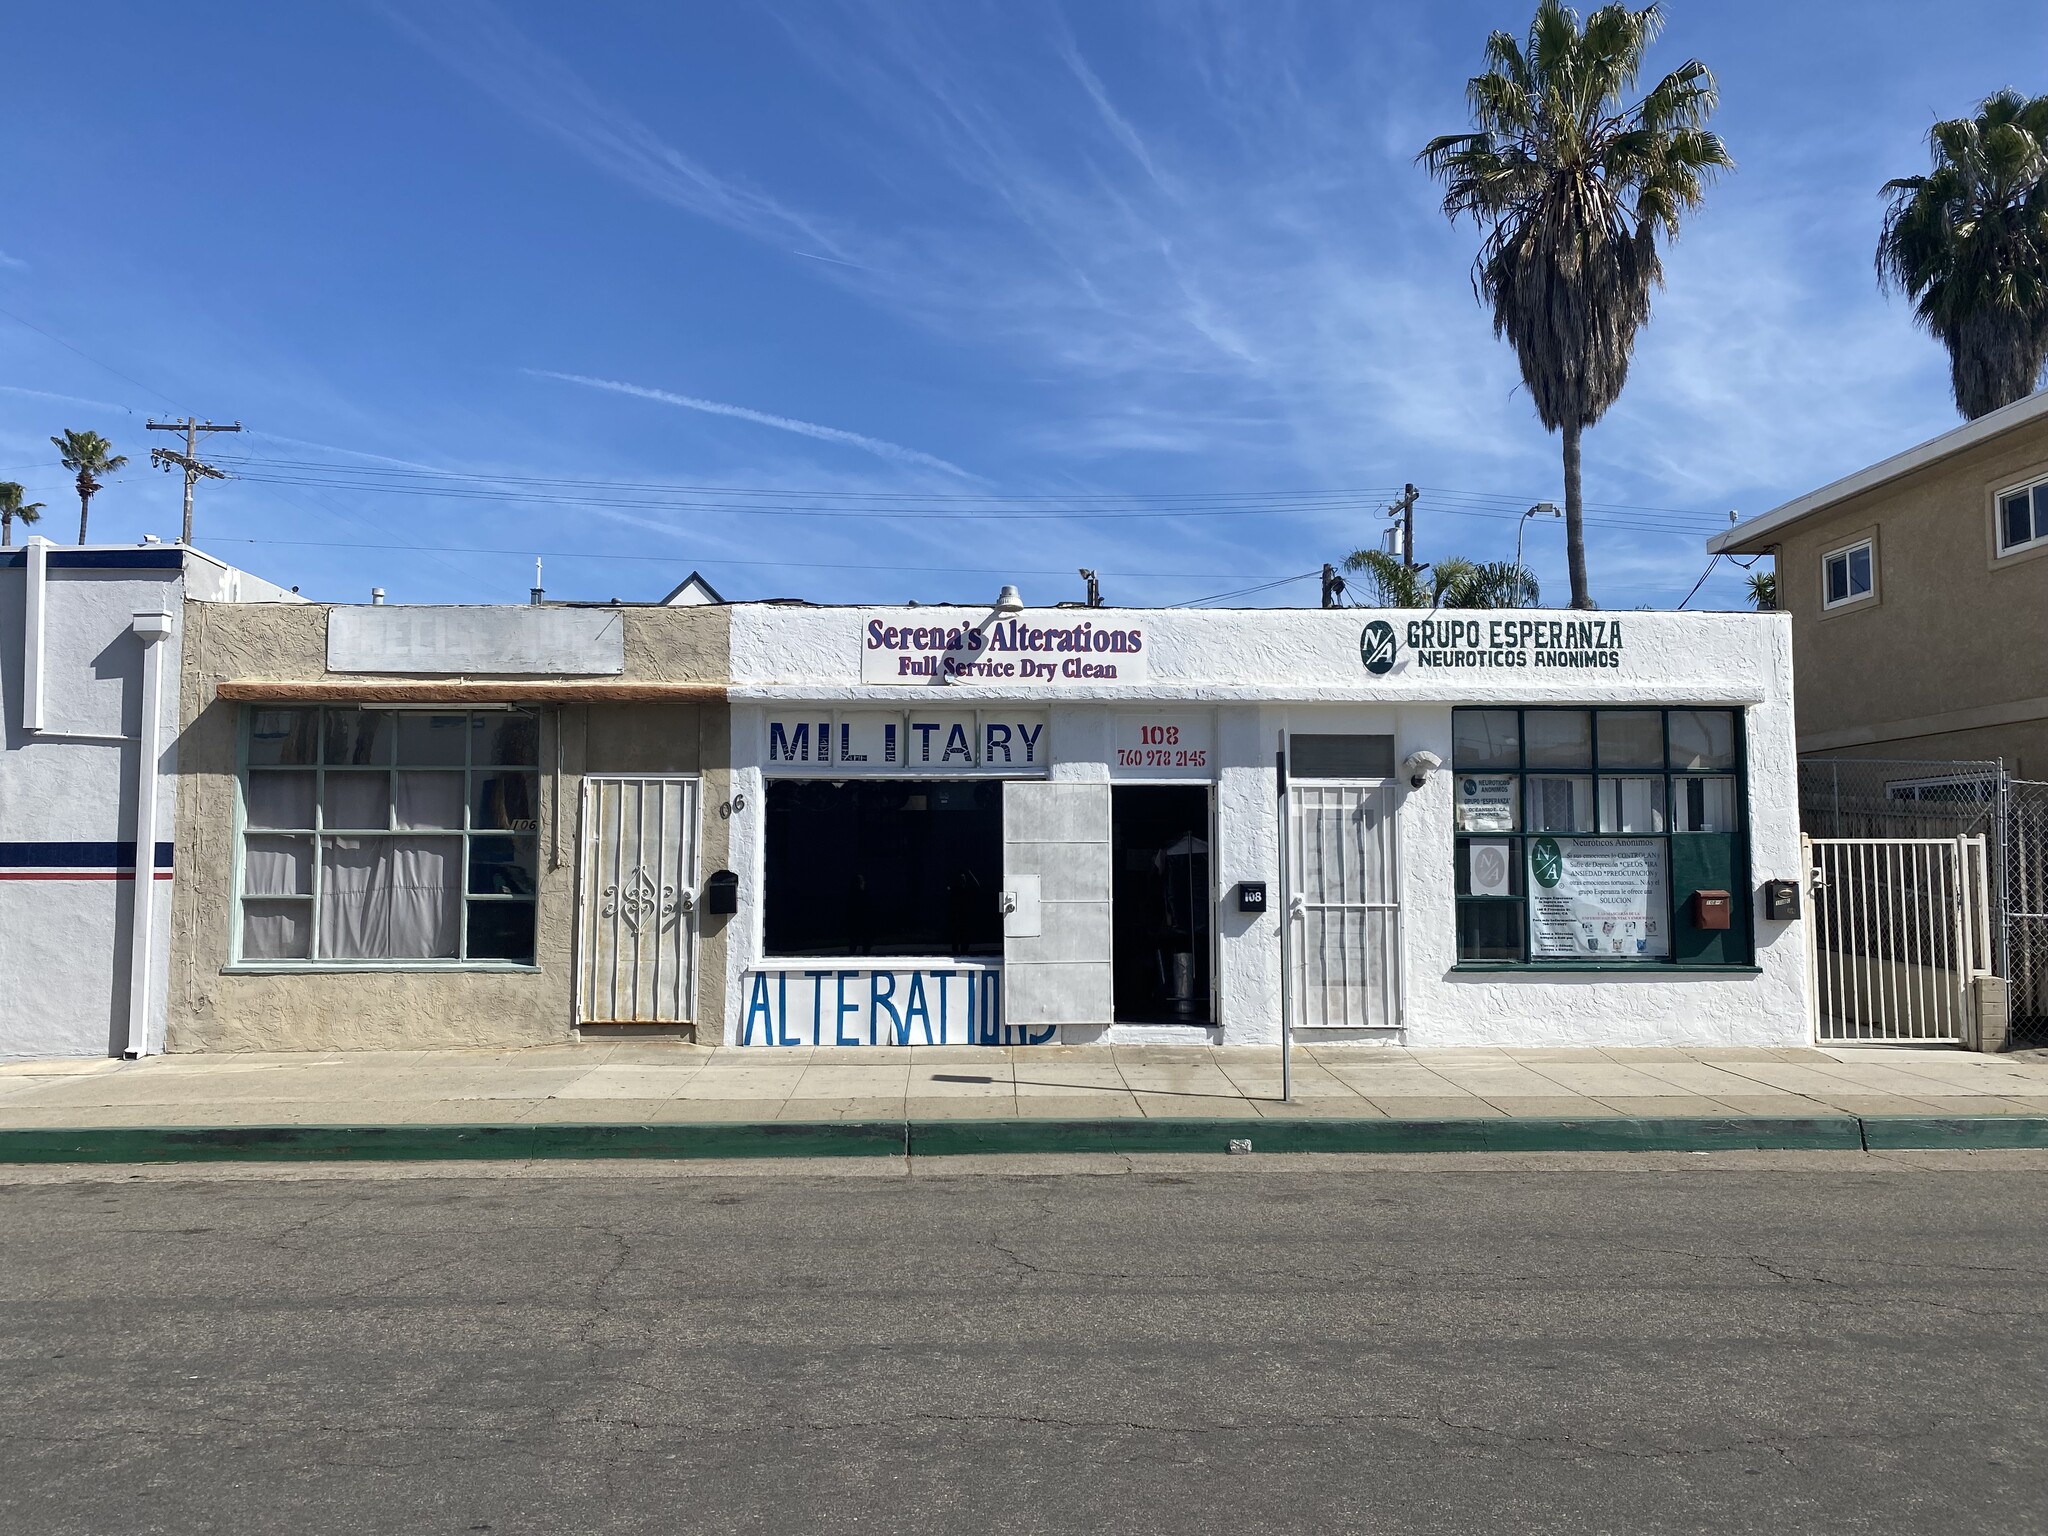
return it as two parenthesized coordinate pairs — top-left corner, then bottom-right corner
(3, 1154), (2046, 1535)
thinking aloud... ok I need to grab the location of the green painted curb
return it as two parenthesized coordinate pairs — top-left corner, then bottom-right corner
(12, 1113), (2046, 1165)
(1858, 1116), (2048, 1150)
(906, 1115), (1864, 1157)
(0, 1121), (906, 1165)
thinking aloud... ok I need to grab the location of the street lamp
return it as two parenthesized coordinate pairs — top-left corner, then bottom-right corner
(1516, 501), (1561, 570)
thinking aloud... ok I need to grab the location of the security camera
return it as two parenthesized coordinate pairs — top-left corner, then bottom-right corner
(1401, 749), (1442, 789)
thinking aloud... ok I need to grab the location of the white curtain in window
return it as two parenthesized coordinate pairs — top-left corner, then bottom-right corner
(395, 771), (465, 830)
(319, 837), (460, 959)
(246, 771), (315, 829)
(242, 903), (311, 960)
(1599, 777), (1665, 834)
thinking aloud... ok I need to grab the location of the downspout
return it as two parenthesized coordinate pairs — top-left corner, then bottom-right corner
(21, 535), (47, 731)
(124, 611), (174, 1059)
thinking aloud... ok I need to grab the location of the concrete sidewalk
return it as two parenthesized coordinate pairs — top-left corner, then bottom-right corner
(5, 1041), (2048, 1129)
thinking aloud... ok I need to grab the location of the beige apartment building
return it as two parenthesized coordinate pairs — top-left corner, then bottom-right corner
(1713, 390), (2048, 775)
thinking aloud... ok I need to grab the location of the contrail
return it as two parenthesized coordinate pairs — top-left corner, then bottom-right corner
(527, 371), (979, 480)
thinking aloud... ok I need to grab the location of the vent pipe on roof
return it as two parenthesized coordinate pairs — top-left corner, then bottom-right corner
(371, 587), (386, 605)
(531, 557), (544, 607)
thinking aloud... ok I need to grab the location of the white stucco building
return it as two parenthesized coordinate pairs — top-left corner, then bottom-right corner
(721, 599), (1807, 1050)
(0, 539), (300, 1059)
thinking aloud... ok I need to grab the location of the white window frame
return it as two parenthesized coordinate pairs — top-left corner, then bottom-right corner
(1993, 473), (2048, 559)
(1820, 537), (1875, 611)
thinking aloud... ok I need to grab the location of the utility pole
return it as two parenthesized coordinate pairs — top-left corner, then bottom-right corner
(1320, 563), (1346, 608)
(1389, 483), (1420, 569)
(146, 418), (242, 546)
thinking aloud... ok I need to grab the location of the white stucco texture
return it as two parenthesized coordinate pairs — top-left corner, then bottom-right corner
(721, 605), (1807, 1051)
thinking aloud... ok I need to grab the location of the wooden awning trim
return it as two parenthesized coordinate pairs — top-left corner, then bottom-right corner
(216, 680), (726, 703)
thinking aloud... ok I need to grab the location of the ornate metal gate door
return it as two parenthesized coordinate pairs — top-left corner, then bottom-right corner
(577, 776), (700, 1024)
(1288, 781), (1402, 1031)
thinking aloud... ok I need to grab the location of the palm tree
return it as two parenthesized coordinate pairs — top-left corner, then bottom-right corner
(50, 429), (127, 544)
(1420, 2), (1731, 609)
(1745, 569), (1776, 610)
(1343, 549), (1541, 608)
(1877, 91), (2048, 420)
(0, 482), (45, 547)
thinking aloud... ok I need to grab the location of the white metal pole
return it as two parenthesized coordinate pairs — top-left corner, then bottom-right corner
(1276, 730), (1292, 1104)
(123, 612), (173, 1058)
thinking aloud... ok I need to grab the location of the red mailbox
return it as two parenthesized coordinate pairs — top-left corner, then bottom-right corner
(1691, 889), (1733, 931)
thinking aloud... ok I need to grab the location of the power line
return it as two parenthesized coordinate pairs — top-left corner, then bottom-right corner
(202, 535), (1288, 584)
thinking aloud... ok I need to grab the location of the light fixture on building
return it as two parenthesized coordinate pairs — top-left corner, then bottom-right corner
(1401, 749), (1442, 790)
(995, 584), (1024, 613)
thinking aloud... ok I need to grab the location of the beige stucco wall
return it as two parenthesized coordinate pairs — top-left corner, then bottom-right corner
(1760, 414), (2048, 776)
(167, 602), (733, 1052)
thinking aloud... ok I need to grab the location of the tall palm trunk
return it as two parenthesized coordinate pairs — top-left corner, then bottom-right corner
(1561, 420), (1591, 609)
(76, 473), (93, 544)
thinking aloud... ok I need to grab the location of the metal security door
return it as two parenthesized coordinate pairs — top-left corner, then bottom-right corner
(577, 776), (700, 1024)
(1289, 781), (1401, 1029)
(1807, 835), (1989, 1043)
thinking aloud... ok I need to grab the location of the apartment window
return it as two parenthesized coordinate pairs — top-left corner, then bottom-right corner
(1822, 539), (1874, 609)
(237, 707), (540, 967)
(1452, 707), (1750, 967)
(1996, 476), (2048, 557)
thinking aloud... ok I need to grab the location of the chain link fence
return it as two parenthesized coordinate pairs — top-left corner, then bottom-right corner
(1799, 758), (2048, 1045)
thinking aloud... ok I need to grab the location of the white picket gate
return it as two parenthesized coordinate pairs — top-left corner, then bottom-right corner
(1806, 835), (1991, 1044)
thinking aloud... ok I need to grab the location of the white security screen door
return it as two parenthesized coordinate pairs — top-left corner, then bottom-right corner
(1289, 781), (1401, 1029)
(577, 776), (700, 1024)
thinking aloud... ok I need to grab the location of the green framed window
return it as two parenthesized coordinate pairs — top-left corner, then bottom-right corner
(235, 706), (541, 967)
(1452, 707), (1751, 967)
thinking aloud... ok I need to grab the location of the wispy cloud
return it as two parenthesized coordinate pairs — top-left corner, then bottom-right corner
(376, 0), (846, 261)
(0, 250), (28, 271)
(0, 383), (132, 414)
(527, 369), (980, 479)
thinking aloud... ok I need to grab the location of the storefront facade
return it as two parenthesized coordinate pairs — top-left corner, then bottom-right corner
(167, 597), (732, 1052)
(721, 602), (1807, 1049)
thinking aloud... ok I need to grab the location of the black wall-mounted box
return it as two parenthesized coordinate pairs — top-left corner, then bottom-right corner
(1236, 881), (1268, 914)
(1762, 879), (1800, 922)
(704, 869), (739, 916)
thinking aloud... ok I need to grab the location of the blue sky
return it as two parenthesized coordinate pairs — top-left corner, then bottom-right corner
(3, 0), (2044, 610)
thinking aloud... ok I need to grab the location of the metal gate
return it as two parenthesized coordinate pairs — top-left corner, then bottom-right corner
(576, 776), (700, 1025)
(1288, 781), (1401, 1030)
(2008, 780), (2048, 1044)
(1807, 835), (1990, 1043)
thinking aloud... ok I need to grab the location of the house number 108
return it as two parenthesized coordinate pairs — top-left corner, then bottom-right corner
(1139, 725), (1180, 745)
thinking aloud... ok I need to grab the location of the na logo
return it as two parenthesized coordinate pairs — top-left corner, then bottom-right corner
(1359, 620), (1398, 676)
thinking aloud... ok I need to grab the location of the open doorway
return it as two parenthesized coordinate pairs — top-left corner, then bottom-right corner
(1112, 785), (1213, 1023)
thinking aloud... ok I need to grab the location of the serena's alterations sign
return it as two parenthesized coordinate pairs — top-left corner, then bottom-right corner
(862, 615), (1148, 685)
(1371, 617), (1628, 673)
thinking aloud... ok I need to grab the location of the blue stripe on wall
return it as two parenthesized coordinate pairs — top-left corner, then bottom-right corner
(0, 842), (177, 868)
(0, 548), (184, 571)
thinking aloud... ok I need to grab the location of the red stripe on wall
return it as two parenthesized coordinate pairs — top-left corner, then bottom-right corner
(0, 872), (175, 881)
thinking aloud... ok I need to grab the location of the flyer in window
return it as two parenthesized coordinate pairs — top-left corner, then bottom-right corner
(1465, 838), (1513, 898)
(1526, 837), (1669, 958)
(1455, 775), (1517, 832)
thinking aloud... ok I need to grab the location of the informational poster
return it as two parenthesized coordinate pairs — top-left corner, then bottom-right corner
(1111, 714), (1215, 778)
(1465, 838), (1514, 898)
(1527, 837), (1669, 959)
(1455, 775), (1517, 832)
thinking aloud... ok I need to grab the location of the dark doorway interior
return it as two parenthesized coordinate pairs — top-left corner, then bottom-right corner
(1112, 785), (1212, 1023)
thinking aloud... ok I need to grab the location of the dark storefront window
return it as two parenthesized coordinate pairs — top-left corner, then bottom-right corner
(1452, 707), (1751, 967)
(764, 779), (1003, 957)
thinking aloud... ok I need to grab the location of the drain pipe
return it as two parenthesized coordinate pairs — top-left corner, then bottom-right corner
(1275, 730), (1293, 1104)
(123, 611), (174, 1059)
